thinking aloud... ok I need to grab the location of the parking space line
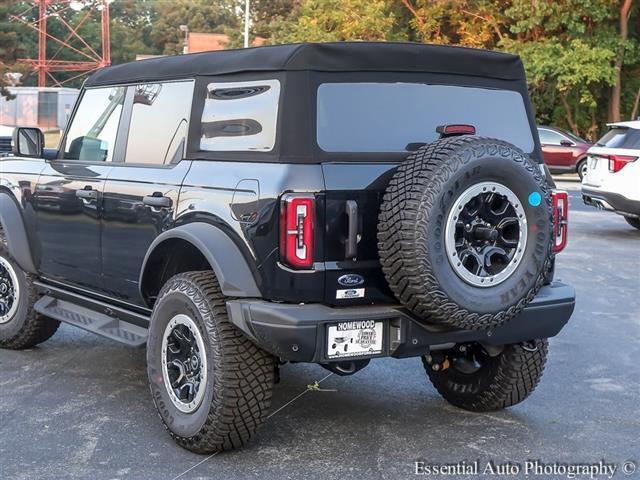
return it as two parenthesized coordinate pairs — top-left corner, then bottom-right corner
(171, 372), (334, 480)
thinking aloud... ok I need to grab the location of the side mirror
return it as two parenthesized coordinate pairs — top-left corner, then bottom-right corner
(12, 127), (44, 157)
(559, 139), (573, 147)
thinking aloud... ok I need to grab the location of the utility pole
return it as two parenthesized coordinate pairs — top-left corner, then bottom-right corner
(100, 0), (110, 67)
(179, 24), (189, 54)
(37, 0), (47, 87)
(244, 0), (250, 48)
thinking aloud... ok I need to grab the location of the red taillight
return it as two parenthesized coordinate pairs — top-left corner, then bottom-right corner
(280, 193), (315, 269)
(607, 154), (637, 173)
(436, 124), (476, 137)
(552, 190), (568, 253)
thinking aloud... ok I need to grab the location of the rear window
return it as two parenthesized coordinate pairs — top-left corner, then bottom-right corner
(317, 83), (534, 153)
(596, 127), (640, 149)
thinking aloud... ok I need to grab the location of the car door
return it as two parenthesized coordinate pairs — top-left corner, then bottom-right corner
(538, 128), (573, 170)
(101, 81), (194, 305)
(34, 86), (126, 292)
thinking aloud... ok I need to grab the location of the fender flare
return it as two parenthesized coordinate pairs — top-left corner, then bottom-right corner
(139, 223), (262, 299)
(0, 192), (37, 274)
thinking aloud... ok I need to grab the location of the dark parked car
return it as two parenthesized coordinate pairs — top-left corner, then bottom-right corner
(0, 42), (574, 454)
(538, 126), (591, 179)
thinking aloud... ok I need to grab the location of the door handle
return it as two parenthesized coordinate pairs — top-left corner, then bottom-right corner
(76, 187), (98, 200)
(345, 200), (358, 260)
(143, 193), (172, 208)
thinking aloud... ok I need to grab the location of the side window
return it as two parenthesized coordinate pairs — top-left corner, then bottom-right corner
(200, 79), (280, 152)
(124, 81), (194, 165)
(538, 129), (564, 145)
(63, 87), (125, 162)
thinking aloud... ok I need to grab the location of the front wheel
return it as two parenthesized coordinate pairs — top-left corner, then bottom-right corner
(624, 216), (640, 230)
(424, 339), (548, 412)
(147, 271), (275, 454)
(0, 245), (60, 349)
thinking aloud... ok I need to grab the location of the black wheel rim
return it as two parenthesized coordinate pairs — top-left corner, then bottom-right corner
(161, 314), (208, 413)
(445, 182), (527, 287)
(0, 257), (19, 324)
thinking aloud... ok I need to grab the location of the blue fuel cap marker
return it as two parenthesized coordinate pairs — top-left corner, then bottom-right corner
(528, 191), (542, 207)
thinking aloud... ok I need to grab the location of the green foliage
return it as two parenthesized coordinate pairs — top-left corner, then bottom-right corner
(498, 0), (634, 137)
(149, 0), (239, 55)
(269, 0), (407, 43)
(0, 0), (637, 135)
(0, 0), (30, 99)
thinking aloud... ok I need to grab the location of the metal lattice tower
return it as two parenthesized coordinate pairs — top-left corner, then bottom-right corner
(11, 0), (111, 87)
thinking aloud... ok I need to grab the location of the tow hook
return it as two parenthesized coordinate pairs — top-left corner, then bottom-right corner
(424, 353), (450, 372)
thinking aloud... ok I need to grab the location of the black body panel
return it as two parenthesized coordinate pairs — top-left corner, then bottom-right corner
(582, 187), (640, 217)
(322, 162), (398, 305)
(226, 282), (575, 362)
(34, 161), (111, 292)
(101, 162), (191, 303)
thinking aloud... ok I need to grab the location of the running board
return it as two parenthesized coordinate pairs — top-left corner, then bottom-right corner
(34, 295), (148, 347)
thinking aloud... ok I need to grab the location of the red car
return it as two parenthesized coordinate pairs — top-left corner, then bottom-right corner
(538, 126), (592, 179)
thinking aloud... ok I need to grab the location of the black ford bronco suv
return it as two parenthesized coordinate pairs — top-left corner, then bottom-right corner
(0, 42), (575, 453)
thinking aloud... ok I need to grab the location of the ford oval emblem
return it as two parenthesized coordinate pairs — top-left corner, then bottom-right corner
(338, 274), (364, 287)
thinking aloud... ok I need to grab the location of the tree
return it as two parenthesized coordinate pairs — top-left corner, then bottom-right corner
(608, 0), (634, 122)
(149, 0), (239, 55)
(269, 0), (407, 43)
(401, 0), (506, 48)
(251, 0), (299, 40)
(499, 0), (627, 139)
(0, 0), (31, 99)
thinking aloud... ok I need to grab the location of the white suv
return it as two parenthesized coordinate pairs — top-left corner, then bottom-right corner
(582, 121), (640, 230)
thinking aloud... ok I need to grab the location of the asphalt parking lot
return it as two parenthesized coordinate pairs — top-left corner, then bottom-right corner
(0, 176), (638, 480)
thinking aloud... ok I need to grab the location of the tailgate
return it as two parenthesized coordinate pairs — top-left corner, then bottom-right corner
(584, 153), (609, 187)
(322, 163), (399, 306)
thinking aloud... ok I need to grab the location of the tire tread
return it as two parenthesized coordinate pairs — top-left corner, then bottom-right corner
(150, 271), (275, 453)
(377, 136), (553, 329)
(424, 339), (548, 411)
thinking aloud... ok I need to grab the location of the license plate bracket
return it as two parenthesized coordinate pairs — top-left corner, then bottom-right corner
(326, 320), (384, 359)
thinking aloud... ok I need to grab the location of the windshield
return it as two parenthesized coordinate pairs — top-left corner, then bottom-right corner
(316, 83), (534, 154)
(596, 127), (640, 149)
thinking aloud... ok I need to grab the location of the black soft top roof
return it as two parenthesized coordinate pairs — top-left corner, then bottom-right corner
(85, 42), (525, 87)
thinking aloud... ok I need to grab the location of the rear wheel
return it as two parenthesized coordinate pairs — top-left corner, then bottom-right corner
(576, 159), (588, 180)
(147, 271), (275, 453)
(624, 216), (640, 230)
(424, 339), (548, 411)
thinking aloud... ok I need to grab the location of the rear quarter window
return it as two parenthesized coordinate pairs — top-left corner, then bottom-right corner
(316, 83), (534, 154)
(199, 79), (280, 152)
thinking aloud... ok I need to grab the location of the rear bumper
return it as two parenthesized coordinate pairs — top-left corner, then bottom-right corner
(582, 187), (640, 217)
(226, 282), (576, 363)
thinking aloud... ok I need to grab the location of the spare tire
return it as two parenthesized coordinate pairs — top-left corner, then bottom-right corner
(378, 136), (553, 330)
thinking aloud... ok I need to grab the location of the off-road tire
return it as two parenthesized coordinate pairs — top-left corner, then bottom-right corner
(424, 339), (548, 411)
(0, 232), (60, 349)
(147, 271), (275, 454)
(624, 216), (640, 230)
(378, 136), (553, 330)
